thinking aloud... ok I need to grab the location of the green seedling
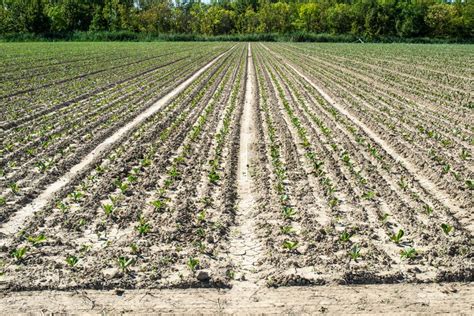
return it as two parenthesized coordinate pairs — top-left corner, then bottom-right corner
(441, 164), (451, 174)
(80, 244), (92, 253)
(136, 216), (151, 235)
(196, 210), (206, 222)
(282, 206), (296, 219)
(279, 194), (289, 203)
(329, 198), (339, 208)
(441, 223), (453, 235)
(95, 165), (105, 174)
(56, 201), (68, 212)
(0, 197), (5, 206)
(70, 191), (84, 202)
(26, 234), (46, 246)
(466, 180), (474, 190)
(281, 226), (294, 235)
(11, 247), (27, 261)
(423, 204), (433, 215)
(196, 228), (206, 238)
(4, 143), (14, 152)
(282, 240), (299, 251)
(66, 255), (79, 267)
(400, 247), (417, 260)
(102, 203), (114, 216)
(118, 256), (135, 273)
(339, 231), (352, 242)
(208, 170), (220, 184)
(151, 199), (166, 211)
(349, 245), (361, 261)
(127, 174), (138, 183)
(460, 148), (471, 160)
(9, 183), (19, 195)
(168, 166), (180, 179)
(187, 257), (199, 271)
(35, 160), (52, 173)
(140, 158), (151, 167)
(115, 181), (128, 194)
(390, 229), (405, 244)
(362, 190), (376, 200)
(398, 177), (408, 190)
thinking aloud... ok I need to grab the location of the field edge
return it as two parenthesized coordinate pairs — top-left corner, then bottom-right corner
(0, 282), (472, 314)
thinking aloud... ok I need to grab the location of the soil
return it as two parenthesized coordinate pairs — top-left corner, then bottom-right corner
(0, 283), (472, 314)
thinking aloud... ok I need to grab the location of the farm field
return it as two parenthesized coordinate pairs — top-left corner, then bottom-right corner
(0, 42), (473, 312)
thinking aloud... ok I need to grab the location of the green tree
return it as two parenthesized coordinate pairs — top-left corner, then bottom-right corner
(295, 3), (321, 33)
(425, 3), (458, 37)
(326, 3), (353, 34)
(258, 1), (293, 33)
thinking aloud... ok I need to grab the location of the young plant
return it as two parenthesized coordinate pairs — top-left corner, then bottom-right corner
(150, 199), (166, 211)
(56, 201), (69, 213)
(282, 240), (299, 251)
(127, 174), (138, 183)
(102, 203), (114, 216)
(115, 181), (128, 194)
(390, 229), (405, 244)
(9, 182), (20, 195)
(362, 190), (376, 200)
(196, 228), (206, 238)
(423, 204), (433, 215)
(168, 166), (180, 179)
(339, 231), (352, 242)
(441, 164), (451, 174)
(280, 226), (294, 235)
(460, 148), (471, 160)
(400, 247), (417, 260)
(466, 180), (473, 190)
(26, 234), (46, 246)
(0, 197), (6, 206)
(398, 177), (408, 190)
(187, 257), (199, 271)
(208, 170), (220, 184)
(282, 206), (296, 219)
(441, 223), (453, 235)
(70, 190), (84, 202)
(196, 210), (206, 223)
(66, 255), (79, 267)
(11, 247), (27, 261)
(140, 158), (151, 168)
(349, 245), (361, 261)
(118, 256), (135, 273)
(136, 216), (151, 235)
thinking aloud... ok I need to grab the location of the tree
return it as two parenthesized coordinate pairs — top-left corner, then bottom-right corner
(425, 3), (458, 37)
(295, 3), (321, 33)
(236, 6), (259, 33)
(257, 1), (293, 33)
(326, 3), (353, 34)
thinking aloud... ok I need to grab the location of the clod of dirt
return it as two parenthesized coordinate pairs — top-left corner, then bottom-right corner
(196, 270), (211, 282)
(103, 268), (120, 280)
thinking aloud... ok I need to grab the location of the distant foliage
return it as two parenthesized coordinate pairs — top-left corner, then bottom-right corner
(0, 0), (472, 40)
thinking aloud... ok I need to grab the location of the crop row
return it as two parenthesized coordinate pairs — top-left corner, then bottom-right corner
(0, 44), (247, 290)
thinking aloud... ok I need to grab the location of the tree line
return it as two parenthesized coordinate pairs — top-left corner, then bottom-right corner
(0, 0), (472, 39)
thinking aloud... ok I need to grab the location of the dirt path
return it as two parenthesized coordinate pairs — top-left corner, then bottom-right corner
(0, 47), (234, 245)
(1, 283), (472, 314)
(227, 43), (264, 301)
